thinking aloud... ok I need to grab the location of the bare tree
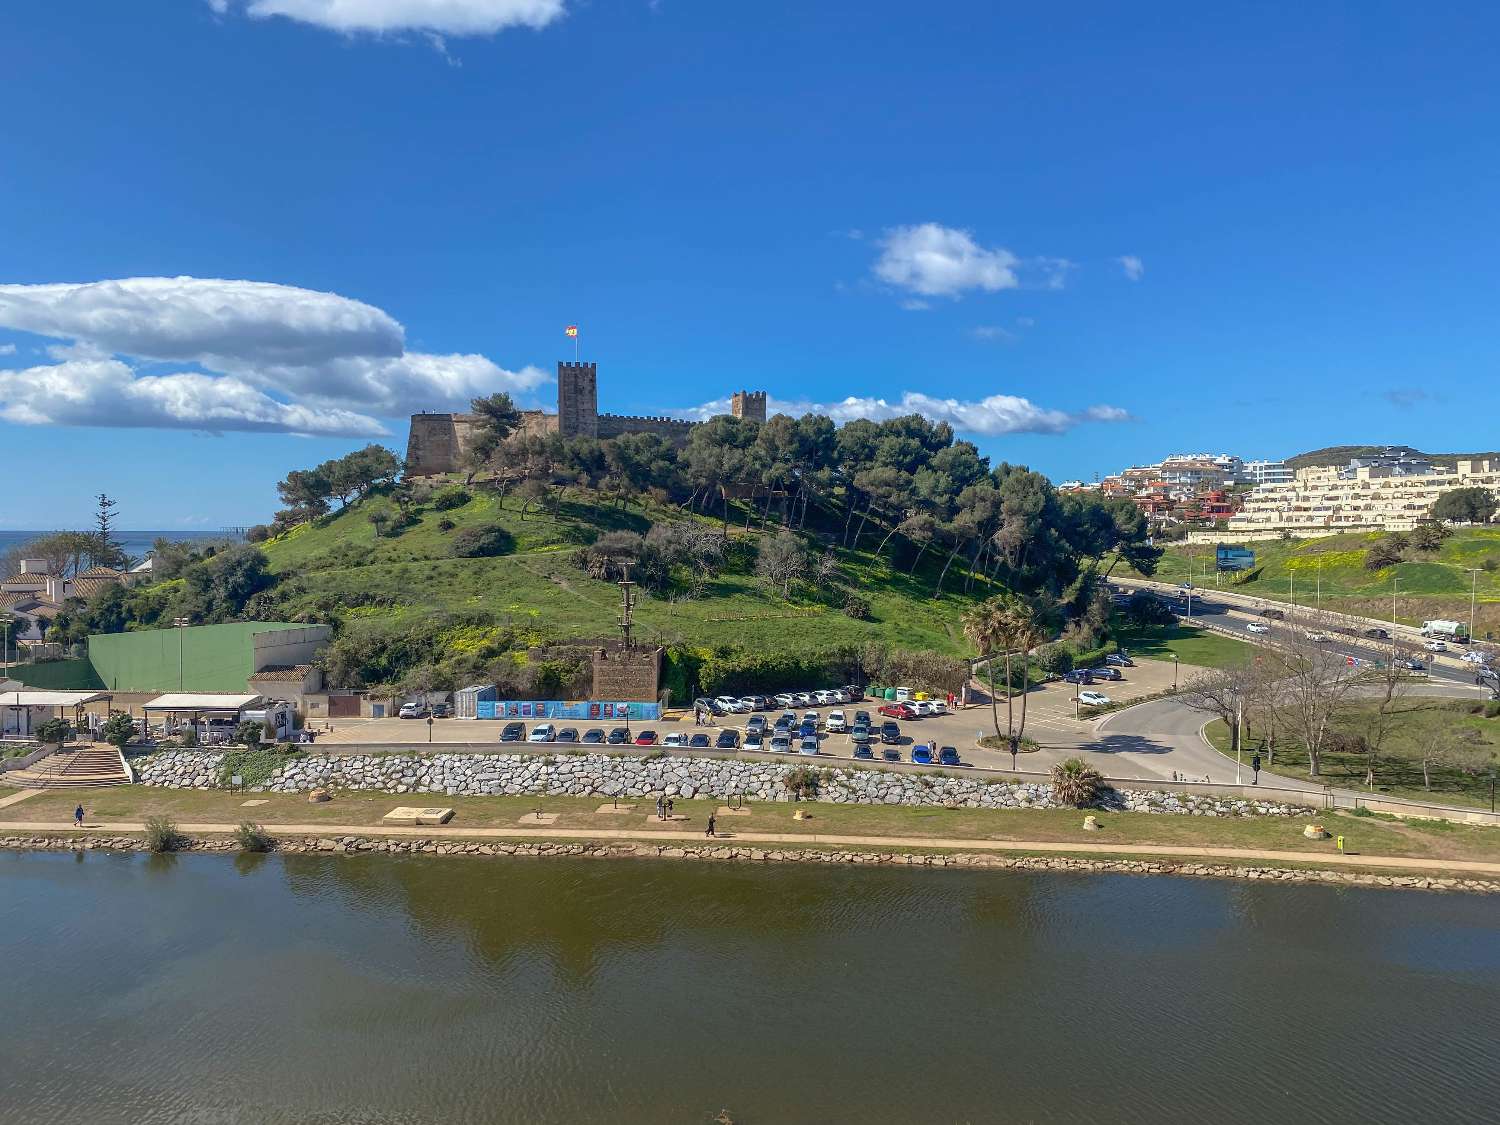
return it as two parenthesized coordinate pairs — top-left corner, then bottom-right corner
(755, 531), (807, 598)
(1178, 661), (1260, 761)
(1265, 633), (1358, 777)
(1420, 726), (1459, 791)
(1353, 655), (1413, 788)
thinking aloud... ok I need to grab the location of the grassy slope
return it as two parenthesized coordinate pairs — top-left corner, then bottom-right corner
(1128, 528), (1500, 637)
(260, 486), (997, 656)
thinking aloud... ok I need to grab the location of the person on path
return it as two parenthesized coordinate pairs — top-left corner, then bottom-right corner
(74, 804), (84, 828)
(655, 795), (666, 821)
(667, 798), (675, 817)
(1251, 754), (1262, 785)
(706, 814), (717, 837)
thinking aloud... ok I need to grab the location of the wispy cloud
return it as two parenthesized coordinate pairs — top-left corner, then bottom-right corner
(0, 343), (15, 356)
(1117, 255), (1145, 281)
(679, 391), (1132, 437)
(208, 0), (567, 37)
(1382, 387), (1438, 407)
(970, 325), (1015, 342)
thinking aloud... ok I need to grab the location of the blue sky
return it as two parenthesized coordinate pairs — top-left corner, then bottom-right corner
(3, 1), (1498, 528)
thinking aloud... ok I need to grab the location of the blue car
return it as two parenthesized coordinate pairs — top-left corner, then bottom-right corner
(938, 746), (961, 767)
(911, 744), (933, 765)
(799, 736), (820, 755)
(853, 744), (875, 760)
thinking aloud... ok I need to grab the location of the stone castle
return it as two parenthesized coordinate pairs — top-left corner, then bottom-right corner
(406, 361), (767, 477)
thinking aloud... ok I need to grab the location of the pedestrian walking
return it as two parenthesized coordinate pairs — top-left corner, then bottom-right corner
(655, 795), (666, 821)
(1251, 753), (1262, 785)
(706, 814), (717, 837)
(667, 798), (675, 817)
(74, 804), (84, 828)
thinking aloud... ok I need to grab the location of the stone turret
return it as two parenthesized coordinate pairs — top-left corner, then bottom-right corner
(558, 361), (599, 438)
(731, 389), (768, 424)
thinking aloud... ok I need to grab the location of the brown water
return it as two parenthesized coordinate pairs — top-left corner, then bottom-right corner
(2, 851), (1498, 1124)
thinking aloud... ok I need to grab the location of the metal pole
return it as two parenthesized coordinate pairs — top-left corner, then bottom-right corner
(1469, 568), (1481, 644)
(1235, 697), (1243, 784)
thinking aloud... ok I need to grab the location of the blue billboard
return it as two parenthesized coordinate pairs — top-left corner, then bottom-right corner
(475, 699), (661, 721)
(1216, 545), (1255, 571)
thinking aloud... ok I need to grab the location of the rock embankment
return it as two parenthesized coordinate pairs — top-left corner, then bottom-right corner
(2, 832), (1493, 894)
(133, 750), (1311, 819)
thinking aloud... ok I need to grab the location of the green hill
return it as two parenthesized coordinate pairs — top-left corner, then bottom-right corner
(256, 483), (1008, 693)
(1130, 529), (1500, 639)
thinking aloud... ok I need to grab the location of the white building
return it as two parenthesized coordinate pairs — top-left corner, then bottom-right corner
(1217, 457), (1500, 540)
(1243, 459), (1293, 486)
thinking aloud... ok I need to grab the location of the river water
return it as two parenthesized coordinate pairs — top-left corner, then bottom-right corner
(2, 852), (1497, 1125)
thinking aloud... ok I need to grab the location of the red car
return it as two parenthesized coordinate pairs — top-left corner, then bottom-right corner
(877, 702), (917, 720)
(633, 730), (658, 745)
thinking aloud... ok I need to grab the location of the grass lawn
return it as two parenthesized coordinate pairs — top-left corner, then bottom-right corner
(8, 785), (1500, 867)
(259, 485), (995, 657)
(1114, 622), (1256, 670)
(1204, 698), (1500, 809)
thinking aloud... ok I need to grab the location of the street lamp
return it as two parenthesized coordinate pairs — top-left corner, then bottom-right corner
(172, 617), (190, 690)
(1171, 653), (1179, 692)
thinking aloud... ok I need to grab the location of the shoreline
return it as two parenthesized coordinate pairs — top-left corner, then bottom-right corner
(5, 826), (1498, 895)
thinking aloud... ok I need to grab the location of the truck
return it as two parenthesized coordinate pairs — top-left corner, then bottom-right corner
(1422, 619), (1470, 642)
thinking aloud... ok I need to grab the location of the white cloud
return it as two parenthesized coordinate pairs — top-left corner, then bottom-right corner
(1117, 255), (1145, 281)
(873, 223), (1020, 298)
(0, 276), (543, 435)
(970, 325), (1014, 342)
(216, 0), (566, 35)
(0, 343), (15, 356)
(0, 356), (385, 437)
(680, 392), (1132, 437)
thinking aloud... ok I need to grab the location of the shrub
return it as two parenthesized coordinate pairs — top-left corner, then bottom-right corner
(843, 595), (871, 620)
(432, 486), (472, 511)
(245, 524), (273, 543)
(34, 717), (71, 745)
(178, 726), (199, 748)
(1484, 701), (1500, 719)
(782, 765), (822, 799)
(1364, 538), (1404, 571)
(234, 821), (273, 852)
(233, 719), (265, 748)
(1050, 757), (1103, 807)
(144, 816), (184, 853)
(1038, 645), (1074, 674)
(451, 524), (517, 558)
(100, 712), (137, 749)
(436, 516), (456, 532)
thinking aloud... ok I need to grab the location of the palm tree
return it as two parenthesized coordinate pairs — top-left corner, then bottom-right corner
(997, 595), (1046, 748)
(962, 598), (1012, 743)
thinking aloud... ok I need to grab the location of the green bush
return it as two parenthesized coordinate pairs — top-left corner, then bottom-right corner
(451, 524), (517, 558)
(34, 717), (71, 745)
(782, 766), (822, 799)
(218, 749), (296, 789)
(436, 516), (456, 532)
(1484, 701), (1500, 719)
(1038, 645), (1074, 674)
(233, 821), (273, 852)
(432, 486), (472, 511)
(843, 595), (871, 620)
(144, 816), (184, 853)
(100, 712), (137, 749)
(1050, 758), (1103, 807)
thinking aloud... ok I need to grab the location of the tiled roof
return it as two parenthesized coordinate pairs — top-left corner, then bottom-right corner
(76, 566), (126, 579)
(249, 664), (315, 682)
(70, 575), (124, 598)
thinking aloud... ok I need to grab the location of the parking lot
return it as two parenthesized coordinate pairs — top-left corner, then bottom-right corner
(301, 657), (1185, 769)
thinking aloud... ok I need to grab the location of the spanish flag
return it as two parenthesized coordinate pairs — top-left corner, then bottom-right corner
(565, 325), (578, 337)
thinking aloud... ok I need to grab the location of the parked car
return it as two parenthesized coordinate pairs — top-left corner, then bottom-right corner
(813, 690), (837, 705)
(714, 696), (745, 714)
(793, 692), (814, 706)
(1396, 657), (1426, 671)
(769, 734), (792, 753)
(854, 710), (872, 726)
(1105, 652), (1134, 667)
(1424, 640), (1448, 652)
(527, 723), (555, 743)
(773, 693), (796, 707)
(1089, 666), (1122, 681)
(688, 732), (712, 748)
(1062, 669), (1094, 684)
(500, 721), (525, 743)
(799, 723), (818, 741)
(911, 744), (933, 765)
(927, 700), (948, 715)
(429, 703), (451, 718)
(555, 727), (579, 744)
(1078, 690), (1111, 706)
(879, 721), (901, 744)
(581, 728), (605, 744)
(744, 732), (765, 752)
(826, 710), (847, 732)
(802, 710), (820, 727)
(607, 727), (629, 745)
(843, 684), (865, 701)
(633, 730), (658, 746)
(398, 702), (427, 719)
(853, 744), (875, 760)
(778, 710), (798, 728)
(938, 746), (961, 767)
(716, 729), (740, 749)
(882, 746), (902, 762)
(798, 736), (820, 755)
(661, 732), (688, 748)
(738, 696), (760, 712)
(912, 700), (936, 717)
(746, 715), (768, 734)
(1246, 622), (1270, 634)
(850, 724), (872, 744)
(878, 702), (917, 720)
(748, 695), (770, 711)
(831, 689), (851, 704)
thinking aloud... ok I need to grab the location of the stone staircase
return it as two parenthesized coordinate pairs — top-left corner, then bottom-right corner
(4, 745), (131, 789)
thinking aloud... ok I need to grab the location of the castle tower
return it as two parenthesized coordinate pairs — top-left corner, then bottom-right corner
(557, 361), (598, 438)
(731, 389), (768, 424)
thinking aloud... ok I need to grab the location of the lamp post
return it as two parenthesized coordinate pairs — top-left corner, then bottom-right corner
(1490, 764), (1497, 815)
(1171, 653), (1179, 692)
(1467, 568), (1482, 645)
(172, 617), (190, 690)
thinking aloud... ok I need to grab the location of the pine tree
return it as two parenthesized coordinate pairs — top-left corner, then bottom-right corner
(90, 493), (127, 570)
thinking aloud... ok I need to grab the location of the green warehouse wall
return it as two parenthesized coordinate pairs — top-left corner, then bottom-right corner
(1, 658), (105, 690)
(87, 622), (310, 693)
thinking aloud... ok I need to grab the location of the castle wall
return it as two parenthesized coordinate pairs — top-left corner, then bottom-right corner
(405, 410), (557, 477)
(596, 413), (699, 445)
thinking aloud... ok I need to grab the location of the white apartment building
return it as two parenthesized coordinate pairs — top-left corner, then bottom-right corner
(1216, 457), (1500, 540)
(1242, 459), (1293, 486)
